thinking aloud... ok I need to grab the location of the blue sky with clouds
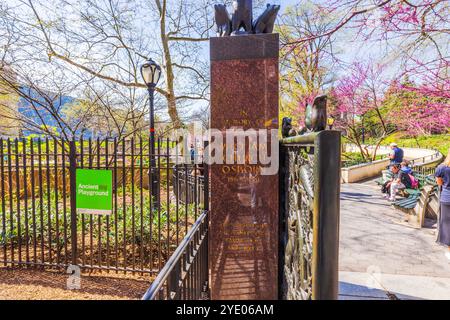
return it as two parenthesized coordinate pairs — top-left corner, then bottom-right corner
(278, 1), (409, 79)
(212, 0), (404, 73)
(186, 0), (404, 116)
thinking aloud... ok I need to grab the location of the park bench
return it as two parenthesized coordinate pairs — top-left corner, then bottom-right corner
(393, 193), (421, 210)
(375, 170), (393, 186)
(375, 169), (437, 211)
(392, 173), (437, 211)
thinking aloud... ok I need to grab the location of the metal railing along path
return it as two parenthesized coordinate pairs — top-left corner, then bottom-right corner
(142, 210), (209, 300)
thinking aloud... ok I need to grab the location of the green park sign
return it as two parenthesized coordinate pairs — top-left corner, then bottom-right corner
(76, 169), (112, 215)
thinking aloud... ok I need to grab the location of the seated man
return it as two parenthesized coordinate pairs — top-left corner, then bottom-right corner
(382, 165), (397, 196)
(388, 164), (412, 201)
(381, 165), (396, 196)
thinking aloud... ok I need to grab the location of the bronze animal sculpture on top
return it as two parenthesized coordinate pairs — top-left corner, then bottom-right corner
(214, 4), (232, 37)
(253, 4), (280, 34)
(214, 0), (280, 36)
(305, 95), (328, 132)
(282, 117), (297, 138)
(231, 0), (253, 35)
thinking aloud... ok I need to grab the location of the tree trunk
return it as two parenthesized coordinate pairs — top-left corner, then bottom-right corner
(158, 0), (183, 129)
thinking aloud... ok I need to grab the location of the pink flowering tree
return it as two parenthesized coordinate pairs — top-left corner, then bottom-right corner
(283, 0), (448, 151)
(386, 60), (450, 136)
(285, 1), (449, 49)
(332, 62), (395, 161)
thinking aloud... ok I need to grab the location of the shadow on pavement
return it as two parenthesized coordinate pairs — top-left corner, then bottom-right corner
(339, 281), (423, 300)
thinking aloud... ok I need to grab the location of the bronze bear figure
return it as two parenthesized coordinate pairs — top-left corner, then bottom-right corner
(213, 1), (280, 36)
(231, 0), (253, 35)
(214, 4), (232, 37)
(253, 4), (280, 34)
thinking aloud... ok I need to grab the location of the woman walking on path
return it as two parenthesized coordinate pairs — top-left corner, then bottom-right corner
(436, 149), (450, 259)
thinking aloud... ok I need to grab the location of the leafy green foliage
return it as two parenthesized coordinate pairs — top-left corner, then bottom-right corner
(382, 132), (450, 156)
(0, 189), (199, 256)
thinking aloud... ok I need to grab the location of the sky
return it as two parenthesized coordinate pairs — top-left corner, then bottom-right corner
(3, 0), (436, 123)
(159, 0), (410, 118)
(279, 0), (403, 72)
(206, 0), (407, 77)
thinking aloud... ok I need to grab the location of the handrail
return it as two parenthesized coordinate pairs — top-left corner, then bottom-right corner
(408, 149), (442, 166)
(142, 210), (209, 300)
(343, 142), (442, 169)
(280, 132), (319, 145)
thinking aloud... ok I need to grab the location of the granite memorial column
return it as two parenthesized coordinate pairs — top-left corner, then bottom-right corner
(209, 33), (279, 300)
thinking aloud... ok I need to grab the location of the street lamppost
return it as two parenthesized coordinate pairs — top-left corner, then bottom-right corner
(141, 59), (162, 207)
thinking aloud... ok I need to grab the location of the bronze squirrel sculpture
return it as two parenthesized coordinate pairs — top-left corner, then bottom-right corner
(286, 95), (328, 137)
(214, 1), (280, 36)
(305, 95), (328, 132)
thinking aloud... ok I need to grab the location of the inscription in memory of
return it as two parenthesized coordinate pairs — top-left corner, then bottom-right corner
(221, 222), (269, 254)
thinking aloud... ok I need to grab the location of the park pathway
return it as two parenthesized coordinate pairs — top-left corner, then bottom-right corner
(339, 181), (450, 300)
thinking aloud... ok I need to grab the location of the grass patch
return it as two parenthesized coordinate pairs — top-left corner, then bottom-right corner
(382, 132), (450, 155)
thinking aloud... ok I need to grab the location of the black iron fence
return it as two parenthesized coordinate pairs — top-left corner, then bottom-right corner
(0, 137), (205, 274)
(279, 131), (341, 300)
(142, 210), (210, 300)
(173, 164), (205, 205)
(409, 150), (442, 176)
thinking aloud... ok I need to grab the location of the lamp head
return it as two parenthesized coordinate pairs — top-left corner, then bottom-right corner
(141, 59), (161, 87)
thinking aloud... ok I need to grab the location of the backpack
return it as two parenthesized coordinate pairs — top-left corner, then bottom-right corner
(408, 174), (419, 189)
(400, 172), (412, 188)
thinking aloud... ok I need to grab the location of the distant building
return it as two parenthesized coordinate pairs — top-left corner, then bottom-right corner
(2, 65), (132, 140)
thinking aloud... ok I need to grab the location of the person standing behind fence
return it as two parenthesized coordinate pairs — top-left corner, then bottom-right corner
(389, 142), (404, 166)
(435, 149), (450, 260)
(190, 144), (195, 163)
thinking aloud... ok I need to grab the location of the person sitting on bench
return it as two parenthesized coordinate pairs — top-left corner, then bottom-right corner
(400, 161), (412, 174)
(389, 164), (412, 201)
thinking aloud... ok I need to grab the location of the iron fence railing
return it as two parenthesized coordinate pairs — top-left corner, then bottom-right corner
(409, 149), (442, 172)
(0, 137), (205, 274)
(142, 210), (210, 300)
(279, 131), (341, 300)
(412, 166), (439, 177)
(172, 164), (205, 205)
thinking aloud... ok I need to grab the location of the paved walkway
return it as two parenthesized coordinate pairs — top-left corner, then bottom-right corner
(339, 181), (450, 300)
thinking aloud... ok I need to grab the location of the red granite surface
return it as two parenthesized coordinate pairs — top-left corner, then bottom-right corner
(209, 37), (279, 300)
